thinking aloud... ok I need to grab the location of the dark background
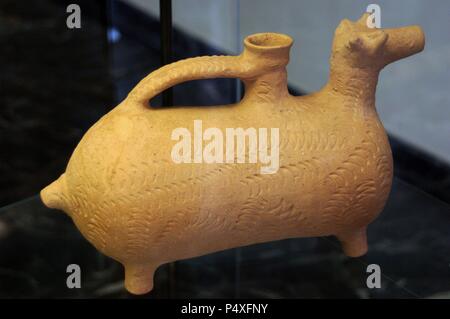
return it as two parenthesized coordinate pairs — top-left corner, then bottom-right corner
(0, 0), (112, 207)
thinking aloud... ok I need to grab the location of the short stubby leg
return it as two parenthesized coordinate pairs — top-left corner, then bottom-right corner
(124, 263), (157, 295)
(337, 227), (368, 257)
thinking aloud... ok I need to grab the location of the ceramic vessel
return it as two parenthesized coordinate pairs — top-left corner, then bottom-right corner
(41, 13), (425, 294)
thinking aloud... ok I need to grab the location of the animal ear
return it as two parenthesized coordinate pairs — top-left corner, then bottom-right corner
(356, 13), (371, 27)
(347, 30), (388, 55)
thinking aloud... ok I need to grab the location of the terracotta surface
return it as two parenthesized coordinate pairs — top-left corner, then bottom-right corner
(41, 14), (425, 294)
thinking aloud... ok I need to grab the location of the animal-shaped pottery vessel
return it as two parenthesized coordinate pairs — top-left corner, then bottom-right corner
(41, 13), (425, 294)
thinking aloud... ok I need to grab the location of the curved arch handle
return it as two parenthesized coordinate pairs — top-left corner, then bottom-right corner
(126, 33), (293, 106)
(127, 55), (256, 105)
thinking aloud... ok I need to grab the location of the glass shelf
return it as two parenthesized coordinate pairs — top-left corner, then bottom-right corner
(1, 177), (449, 298)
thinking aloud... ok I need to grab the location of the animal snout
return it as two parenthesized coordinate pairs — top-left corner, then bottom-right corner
(384, 25), (425, 64)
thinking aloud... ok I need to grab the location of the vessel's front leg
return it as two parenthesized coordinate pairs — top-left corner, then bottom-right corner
(336, 227), (368, 257)
(124, 263), (157, 295)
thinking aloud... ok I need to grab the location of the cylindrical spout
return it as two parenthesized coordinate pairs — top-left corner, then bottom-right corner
(242, 33), (293, 71)
(240, 33), (293, 104)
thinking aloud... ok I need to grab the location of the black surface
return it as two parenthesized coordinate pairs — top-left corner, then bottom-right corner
(390, 136), (450, 204)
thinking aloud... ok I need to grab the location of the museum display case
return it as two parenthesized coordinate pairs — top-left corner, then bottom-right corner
(1, 0), (449, 299)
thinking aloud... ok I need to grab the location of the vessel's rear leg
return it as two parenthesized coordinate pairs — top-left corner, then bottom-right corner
(124, 263), (157, 295)
(336, 227), (368, 257)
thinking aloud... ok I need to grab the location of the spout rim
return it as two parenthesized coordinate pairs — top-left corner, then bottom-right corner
(244, 32), (293, 52)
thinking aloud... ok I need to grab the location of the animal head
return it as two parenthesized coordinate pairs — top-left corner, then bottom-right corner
(331, 13), (425, 69)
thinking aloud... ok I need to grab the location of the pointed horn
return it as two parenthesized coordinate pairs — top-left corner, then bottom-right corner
(357, 13), (371, 26)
